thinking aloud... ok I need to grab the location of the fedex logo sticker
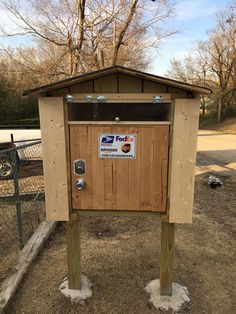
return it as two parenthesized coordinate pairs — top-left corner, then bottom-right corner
(99, 133), (136, 159)
(115, 135), (134, 142)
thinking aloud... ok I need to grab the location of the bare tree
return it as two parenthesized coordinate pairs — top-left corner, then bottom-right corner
(0, 0), (176, 80)
(197, 5), (236, 122)
(167, 2), (236, 122)
(1, 0), (87, 76)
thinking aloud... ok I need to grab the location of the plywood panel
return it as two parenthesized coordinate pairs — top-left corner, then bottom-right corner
(51, 88), (69, 96)
(168, 87), (187, 94)
(119, 74), (142, 92)
(94, 74), (117, 92)
(168, 99), (200, 223)
(70, 81), (93, 93)
(143, 80), (167, 93)
(38, 97), (70, 221)
(70, 124), (169, 212)
(171, 93), (188, 99)
(169, 86), (188, 99)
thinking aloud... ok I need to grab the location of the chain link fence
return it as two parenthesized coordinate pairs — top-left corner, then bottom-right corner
(0, 139), (45, 284)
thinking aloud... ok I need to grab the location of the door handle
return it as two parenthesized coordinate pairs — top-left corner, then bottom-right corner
(76, 179), (87, 190)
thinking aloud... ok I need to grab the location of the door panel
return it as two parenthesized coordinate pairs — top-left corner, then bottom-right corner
(70, 124), (169, 212)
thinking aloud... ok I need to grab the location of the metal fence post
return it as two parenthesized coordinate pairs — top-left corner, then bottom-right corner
(12, 149), (24, 249)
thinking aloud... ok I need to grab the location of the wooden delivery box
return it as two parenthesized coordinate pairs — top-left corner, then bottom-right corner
(24, 66), (211, 223)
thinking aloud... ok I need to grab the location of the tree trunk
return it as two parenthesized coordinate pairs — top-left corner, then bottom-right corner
(217, 93), (222, 123)
(112, 0), (138, 66)
(72, 0), (86, 75)
(201, 96), (206, 116)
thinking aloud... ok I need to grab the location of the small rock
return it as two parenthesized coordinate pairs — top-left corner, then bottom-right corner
(208, 174), (223, 189)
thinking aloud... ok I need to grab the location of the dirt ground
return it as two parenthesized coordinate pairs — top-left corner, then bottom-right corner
(0, 200), (45, 285)
(6, 170), (236, 314)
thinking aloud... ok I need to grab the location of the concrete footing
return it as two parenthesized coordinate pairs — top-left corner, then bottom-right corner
(145, 279), (190, 311)
(59, 275), (92, 303)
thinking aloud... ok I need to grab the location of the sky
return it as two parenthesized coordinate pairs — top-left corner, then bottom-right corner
(150, 0), (230, 75)
(0, 0), (231, 76)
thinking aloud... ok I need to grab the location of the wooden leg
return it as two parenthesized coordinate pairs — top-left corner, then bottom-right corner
(66, 217), (81, 290)
(160, 221), (175, 296)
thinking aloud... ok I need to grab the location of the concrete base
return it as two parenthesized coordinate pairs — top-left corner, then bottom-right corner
(145, 279), (190, 311)
(59, 275), (92, 303)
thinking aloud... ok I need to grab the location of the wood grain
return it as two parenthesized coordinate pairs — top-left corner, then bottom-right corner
(115, 126), (130, 210)
(91, 126), (105, 209)
(103, 126), (113, 209)
(128, 126), (141, 210)
(70, 124), (169, 212)
(140, 126), (154, 210)
(70, 93), (171, 103)
(153, 127), (169, 211)
(118, 73), (142, 92)
(143, 80), (167, 93)
(160, 221), (175, 296)
(69, 121), (171, 125)
(38, 97), (70, 221)
(168, 99), (200, 223)
(66, 216), (81, 289)
(94, 74), (117, 92)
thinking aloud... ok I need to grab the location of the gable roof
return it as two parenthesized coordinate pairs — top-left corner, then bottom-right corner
(23, 66), (211, 96)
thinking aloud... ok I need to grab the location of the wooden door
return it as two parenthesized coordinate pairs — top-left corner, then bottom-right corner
(70, 123), (169, 212)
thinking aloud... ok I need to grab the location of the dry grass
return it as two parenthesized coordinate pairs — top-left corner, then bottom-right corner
(0, 161), (44, 196)
(0, 200), (45, 286)
(6, 174), (236, 314)
(206, 117), (236, 135)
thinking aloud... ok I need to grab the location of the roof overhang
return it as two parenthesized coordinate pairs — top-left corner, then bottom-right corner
(23, 66), (212, 96)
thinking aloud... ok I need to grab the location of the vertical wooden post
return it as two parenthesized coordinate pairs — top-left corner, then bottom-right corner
(160, 221), (175, 296)
(66, 216), (81, 290)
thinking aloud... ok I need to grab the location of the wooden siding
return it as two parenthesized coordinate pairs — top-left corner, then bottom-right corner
(94, 74), (117, 92)
(118, 73), (142, 92)
(143, 80), (168, 93)
(70, 80), (93, 93)
(70, 124), (169, 212)
(50, 73), (187, 96)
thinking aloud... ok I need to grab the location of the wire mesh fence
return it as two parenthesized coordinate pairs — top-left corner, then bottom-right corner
(0, 139), (45, 284)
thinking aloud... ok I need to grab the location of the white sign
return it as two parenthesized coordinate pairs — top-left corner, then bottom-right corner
(99, 134), (136, 159)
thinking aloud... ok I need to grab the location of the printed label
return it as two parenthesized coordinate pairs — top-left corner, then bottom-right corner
(99, 134), (136, 159)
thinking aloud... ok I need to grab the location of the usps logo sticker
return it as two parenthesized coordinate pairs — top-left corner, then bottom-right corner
(99, 134), (136, 159)
(101, 136), (115, 144)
